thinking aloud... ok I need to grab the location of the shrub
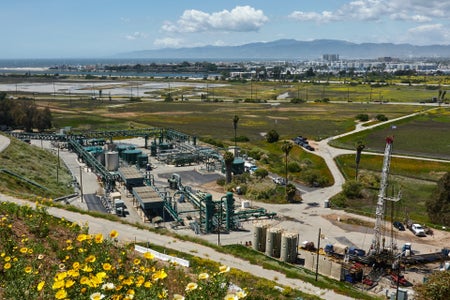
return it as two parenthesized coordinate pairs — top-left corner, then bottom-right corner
(288, 162), (301, 173)
(342, 180), (363, 199)
(356, 114), (369, 121)
(265, 129), (279, 143)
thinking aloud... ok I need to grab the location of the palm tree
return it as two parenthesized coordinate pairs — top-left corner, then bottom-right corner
(223, 151), (234, 184)
(355, 141), (365, 181)
(233, 115), (239, 148)
(281, 141), (293, 200)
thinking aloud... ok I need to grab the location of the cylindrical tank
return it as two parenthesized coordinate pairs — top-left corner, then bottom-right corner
(253, 223), (268, 252)
(123, 149), (142, 164)
(225, 192), (234, 231)
(105, 151), (119, 171)
(280, 232), (298, 263)
(265, 227), (282, 258)
(137, 154), (148, 168)
(204, 194), (214, 234)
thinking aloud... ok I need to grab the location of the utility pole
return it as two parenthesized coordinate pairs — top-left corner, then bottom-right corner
(79, 166), (84, 203)
(315, 228), (321, 281)
(56, 147), (60, 183)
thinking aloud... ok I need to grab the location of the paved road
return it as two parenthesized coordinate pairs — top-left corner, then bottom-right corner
(1, 107), (447, 299)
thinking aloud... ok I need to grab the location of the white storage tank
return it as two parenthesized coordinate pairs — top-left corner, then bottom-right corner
(253, 223), (268, 252)
(241, 200), (250, 208)
(265, 227), (283, 258)
(105, 151), (119, 171)
(280, 232), (298, 263)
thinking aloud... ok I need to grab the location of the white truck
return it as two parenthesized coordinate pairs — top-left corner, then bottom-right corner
(411, 224), (426, 237)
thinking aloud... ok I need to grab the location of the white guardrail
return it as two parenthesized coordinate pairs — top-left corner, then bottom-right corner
(134, 245), (190, 267)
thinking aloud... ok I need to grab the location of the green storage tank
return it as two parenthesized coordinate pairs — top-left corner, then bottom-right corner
(123, 149), (142, 164)
(137, 154), (148, 168)
(232, 157), (245, 175)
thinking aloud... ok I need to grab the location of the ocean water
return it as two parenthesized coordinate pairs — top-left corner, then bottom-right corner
(0, 58), (221, 78)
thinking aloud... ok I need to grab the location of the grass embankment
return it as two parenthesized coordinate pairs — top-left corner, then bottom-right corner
(335, 154), (450, 223)
(2, 200), (318, 300)
(0, 134), (74, 199)
(330, 108), (450, 160)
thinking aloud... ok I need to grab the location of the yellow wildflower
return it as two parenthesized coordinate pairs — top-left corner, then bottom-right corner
(173, 294), (185, 300)
(24, 266), (32, 274)
(37, 281), (45, 291)
(219, 265), (230, 273)
(143, 252), (154, 260)
(185, 282), (198, 292)
(85, 255), (96, 263)
(65, 279), (75, 288)
(55, 289), (68, 299)
(90, 292), (105, 300)
(198, 272), (209, 280)
(109, 230), (119, 239)
(94, 233), (104, 244)
(224, 294), (238, 300)
(152, 269), (168, 281)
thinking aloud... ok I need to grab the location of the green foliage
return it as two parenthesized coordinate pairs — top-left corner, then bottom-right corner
(288, 161), (301, 173)
(375, 114), (388, 121)
(426, 172), (450, 226)
(356, 113), (369, 121)
(235, 135), (249, 142)
(265, 129), (279, 143)
(254, 168), (268, 180)
(301, 169), (330, 187)
(414, 270), (450, 300)
(342, 180), (363, 199)
(200, 137), (224, 148)
(330, 193), (348, 208)
(290, 98), (306, 103)
(164, 93), (173, 101)
(0, 98), (52, 132)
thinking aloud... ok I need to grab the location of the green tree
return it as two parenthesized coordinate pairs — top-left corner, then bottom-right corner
(414, 270), (450, 300)
(342, 180), (363, 199)
(223, 151), (234, 184)
(286, 183), (298, 202)
(426, 172), (450, 225)
(281, 141), (293, 200)
(253, 168), (268, 180)
(265, 129), (279, 143)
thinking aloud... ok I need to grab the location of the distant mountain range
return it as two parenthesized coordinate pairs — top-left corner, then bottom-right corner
(116, 39), (450, 60)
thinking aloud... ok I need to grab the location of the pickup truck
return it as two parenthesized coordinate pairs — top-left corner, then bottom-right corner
(411, 224), (426, 237)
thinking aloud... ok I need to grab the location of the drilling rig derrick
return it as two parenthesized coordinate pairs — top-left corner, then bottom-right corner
(370, 136), (400, 258)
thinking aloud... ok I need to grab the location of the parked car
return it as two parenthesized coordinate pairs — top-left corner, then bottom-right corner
(411, 224), (426, 237)
(393, 221), (405, 231)
(273, 177), (286, 185)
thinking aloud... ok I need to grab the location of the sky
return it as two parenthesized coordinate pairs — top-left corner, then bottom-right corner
(1, 0), (450, 58)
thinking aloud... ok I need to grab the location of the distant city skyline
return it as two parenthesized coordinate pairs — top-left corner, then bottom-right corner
(1, 0), (450, 58)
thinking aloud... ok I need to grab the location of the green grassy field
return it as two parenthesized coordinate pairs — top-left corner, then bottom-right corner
(0, 135), (74, 199)
(334, 154), (450, 223)
(331, 108), (450, 160)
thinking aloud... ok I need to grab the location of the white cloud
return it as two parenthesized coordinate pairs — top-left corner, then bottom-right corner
(406, 23), (450, 45)
(162, 5), (268, 33)
(125, 32), (148, 40)
(288, 0), (450, 23)
(153, 37), (183, 48)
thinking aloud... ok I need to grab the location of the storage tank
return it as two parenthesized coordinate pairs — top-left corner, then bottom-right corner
(123, 149), (142, 164)
(137, 154), (148, 168)
(105, 151), (119, 171)
(253, 223), (268, 252)
(241, 200), (250, 208)
(265, 227), (283, 258)
(280, 232), (298, 263)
